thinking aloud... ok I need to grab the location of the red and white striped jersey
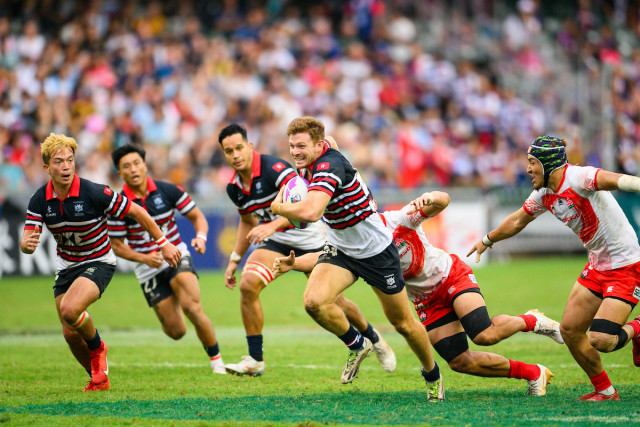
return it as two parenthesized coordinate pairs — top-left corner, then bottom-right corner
(523, 164), (640, 270)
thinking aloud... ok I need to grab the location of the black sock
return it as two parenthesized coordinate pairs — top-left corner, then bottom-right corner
(421, 363), (440, 383)
(247, 335), (263, 361)
(85, 329), (101, 351)
(338, 326), (365, 351)
(360, 323), (379, 344)
(205, 343), (220, 358)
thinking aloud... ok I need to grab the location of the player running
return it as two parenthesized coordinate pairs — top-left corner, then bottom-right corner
(468, 135), (640, 401)
(271, 117), (444, 401)
(219, 123), (395, 377)
(108, 145), (225, 374)
(20, 134), (181, 392)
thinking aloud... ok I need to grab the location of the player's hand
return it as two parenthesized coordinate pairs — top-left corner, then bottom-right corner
(272, 250), (295, 278)
(225, 262), (238, 290)
(247, 223), (275, 244)
(144, 251), (164, 268)
(23, 224), (41, 253)
(325, 135), (339, 150)
(160, 242), (181, 268)
(466, 240), (490, 263)
(273, 185), (285, 205)
(407, 192), (434, 214)
(191, 236), (206, 254)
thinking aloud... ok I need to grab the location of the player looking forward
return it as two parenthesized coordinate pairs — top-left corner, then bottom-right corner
(108, 144), (225, 374)
(20, 134), (181, 392)
(219, 123), (395, 377)
(468, 135), (640, 401)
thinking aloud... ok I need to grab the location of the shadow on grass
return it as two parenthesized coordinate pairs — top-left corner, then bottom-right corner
(2, 387), (640, 426)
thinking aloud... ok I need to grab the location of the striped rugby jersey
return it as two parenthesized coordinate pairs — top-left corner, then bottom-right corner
(107, 178), (194, 282)
(24, 174), (131, 271)
(306, 146), (391, 258)
(226, 151), (325, 250)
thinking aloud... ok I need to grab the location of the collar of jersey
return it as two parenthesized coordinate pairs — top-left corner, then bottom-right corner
(307, 144), (330, 172)
(46, 174), (80, 200)
(122, 177), (157, 200)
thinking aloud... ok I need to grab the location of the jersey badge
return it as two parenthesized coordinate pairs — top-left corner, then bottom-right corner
(73, 202), (85, 216)
(468, 274), (477, 283)
(256, 181), (263, 194)
(633, 286), (640, 300)
(46, 205), (56, 217)
(104, 187), (112, 195)
(153, 196), (165, 209)
(272, 162), (285, 172)
(385, 274), (397, 289)
(318, 162), (330, 170)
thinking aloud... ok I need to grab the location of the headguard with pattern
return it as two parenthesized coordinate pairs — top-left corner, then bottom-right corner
(527, 136), (567, 187)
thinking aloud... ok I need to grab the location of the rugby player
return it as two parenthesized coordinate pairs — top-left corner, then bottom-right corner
(270, 117), (444, 401)
(219, 123), (395, 377)
(20, 134), (181, 392)
(108, 145), (225, 374)
(468, 135), (640, 401)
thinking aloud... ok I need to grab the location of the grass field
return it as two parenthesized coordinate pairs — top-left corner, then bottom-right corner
(1, 255), (639, 426)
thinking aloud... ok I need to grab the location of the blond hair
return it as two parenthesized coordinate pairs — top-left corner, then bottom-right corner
(286, 116), (325, 143)
(40, 133), (78, 164)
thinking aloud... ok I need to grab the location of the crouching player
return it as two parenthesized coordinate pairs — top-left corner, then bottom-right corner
(274, 191), (564, 396)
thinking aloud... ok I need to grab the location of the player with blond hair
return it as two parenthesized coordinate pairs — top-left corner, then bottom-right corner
(21, 133), (181, 392)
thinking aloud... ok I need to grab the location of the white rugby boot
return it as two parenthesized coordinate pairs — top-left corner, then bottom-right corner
(525, 309), (565, 344)
(426, 374), (445, 402)
(372, 330), (396, 372)
(210, 355), (227, 374)
(341, 338), (373, 384)
(527, 364), (554, 396)
(225, 355), (265, 377)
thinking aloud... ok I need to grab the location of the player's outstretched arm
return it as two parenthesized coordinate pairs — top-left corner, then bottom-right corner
(596, 170), (640, 192)
(225, 213), (258, 290)
(408, 191), (450, 217)
(272, 250), (321, 277)
(110, 237), (163, 268)
(20, 224), (41, 254)
(467, 207), (535, 263)
(126, 202), (181, 268)
(184, 206), (209, 255)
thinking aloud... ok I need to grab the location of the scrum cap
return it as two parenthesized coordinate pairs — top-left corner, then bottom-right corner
(527, 136), (567, 187)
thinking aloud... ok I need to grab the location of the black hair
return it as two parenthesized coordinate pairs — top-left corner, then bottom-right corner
(112, 144), (146, 170)
(218, 123), (248, 145)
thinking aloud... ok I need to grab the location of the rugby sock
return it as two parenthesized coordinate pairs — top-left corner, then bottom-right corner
(518, 314), (537, 332)
(339, 326), (365, 351)
(508, 359), (540, 381)
(421, 363), (440, 383)
(589, 370), (614, 394)
(625, 316), (640, 338)
(359, 323), (380, 344)
(247, 335), (263, 362)
(205, 343), (220, 358)
(84, 329), (102, 351)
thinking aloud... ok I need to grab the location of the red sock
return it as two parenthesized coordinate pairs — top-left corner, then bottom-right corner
(508, 359), (541, 381)
(626, 317), (640, 338)
(589, 371), (612, 392)
(518, 314), (537, 332)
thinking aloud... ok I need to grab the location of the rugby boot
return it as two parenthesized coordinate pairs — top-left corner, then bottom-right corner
(425, 374), (445, 402)
(632, 335), (640, 367)
(210, 354), (227, 374)
(225, 355), (265, 377)
(372, 330), (396, 372)
(341, 338), (373, 384)
(83, 378), (110, 392)
(527, 364), (553, 396)
(579, 389), (620, 401)
(88, 341), (109, 386)
(525, 309), (564, 344)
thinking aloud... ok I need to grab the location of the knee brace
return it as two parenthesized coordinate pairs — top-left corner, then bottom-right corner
(243, 261), (275, 285)
(71, 311), (90, 329)
(590, 319), (628, 351)
(432, 332), (469, 363)
(460, 306), (492, 340)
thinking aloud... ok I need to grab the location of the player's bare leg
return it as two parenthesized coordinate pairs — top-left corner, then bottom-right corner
(588, 298), (633, 352)
(153, 296), (187, 339)
(55, 294), (90, 372)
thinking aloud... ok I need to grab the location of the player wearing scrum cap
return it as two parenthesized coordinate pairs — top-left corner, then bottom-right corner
(468, 135), (640, 401)
(218, 123), (395, 377)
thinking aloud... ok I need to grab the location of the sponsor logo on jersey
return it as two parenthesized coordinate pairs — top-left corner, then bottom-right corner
(317, 162), (330, 170)
(468, 274), (477, 283)
(448, 286), (455, 294)
(46, 205), (56, 217)
(607, 286), (614, 293)
(272, 162), (285, 172)
(633, 286), (640, 300)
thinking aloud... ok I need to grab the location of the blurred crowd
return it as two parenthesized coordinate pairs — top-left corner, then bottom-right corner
(1, 0), (640, 204)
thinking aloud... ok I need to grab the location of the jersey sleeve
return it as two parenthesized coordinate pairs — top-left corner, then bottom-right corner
(107, 213), (128, 238)
(569, 165), (601, 192)
(93, 183), (131, 220)
(164, 183), (196, 215)
(24, 193), (44, 231)
(266, 158), (297, 189)
(384, 204), (428, 230)
(522, 191), (546, 218)
(309, 156), (346, 197)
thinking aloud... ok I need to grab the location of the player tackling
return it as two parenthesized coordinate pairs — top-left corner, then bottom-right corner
(468, 135), (640, 401)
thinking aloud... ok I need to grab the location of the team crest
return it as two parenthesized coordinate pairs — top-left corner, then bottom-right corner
(317, 162), (330, 170)
(153, 197), (165, 209)
(73, 202), (84, 216)
(104, 187), (112, 195)
(385, 274), (397, 289)
(256, 181), (263, 193)
(85, 267), (96, 275)
(580, 267), (589, 279)
(46, 205), (55, 217)
(272, 162), (285, 172)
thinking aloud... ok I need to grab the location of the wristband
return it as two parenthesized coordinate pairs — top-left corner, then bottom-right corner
(482, 234), (494, 247)
(196, 233), (208, 243)
(230, 251), (242, 263)
(618, 175), (640, 192)
(156, 235), (168, 248)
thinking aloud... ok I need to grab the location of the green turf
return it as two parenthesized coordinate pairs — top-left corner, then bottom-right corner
(1, 256), (639, 426)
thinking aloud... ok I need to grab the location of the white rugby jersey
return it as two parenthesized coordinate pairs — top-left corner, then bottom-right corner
(380, 204), (452, 303)
(307, 146), (391, 258)
(523, 164), (640, 270)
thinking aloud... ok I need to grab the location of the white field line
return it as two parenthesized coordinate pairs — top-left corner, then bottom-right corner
(528, 416), (640, 424)
(107, 361), (337, 370)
